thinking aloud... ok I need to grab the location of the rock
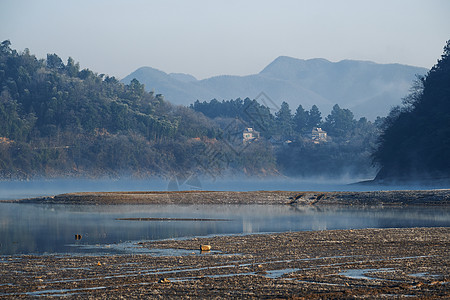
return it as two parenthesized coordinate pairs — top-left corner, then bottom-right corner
(159, 278), (170, 283)
(200, 245), (211, 251)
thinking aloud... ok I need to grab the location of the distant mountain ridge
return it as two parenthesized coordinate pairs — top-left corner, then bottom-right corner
(122, 57), (428, 119)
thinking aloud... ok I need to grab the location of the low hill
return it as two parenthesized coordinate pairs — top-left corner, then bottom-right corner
(0, 41), (276, 179)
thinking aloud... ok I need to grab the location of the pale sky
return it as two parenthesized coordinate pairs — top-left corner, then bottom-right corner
(1, 0), (449, 79)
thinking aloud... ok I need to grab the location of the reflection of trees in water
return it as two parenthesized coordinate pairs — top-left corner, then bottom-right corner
(289, 205), (324, 214)
(1, 203), (448, 255)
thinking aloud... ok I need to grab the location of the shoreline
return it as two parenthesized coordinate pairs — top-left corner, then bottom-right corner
(9, 189), (450, 206)
(1, 227), (448, 298)
(2, 190), (449, 298)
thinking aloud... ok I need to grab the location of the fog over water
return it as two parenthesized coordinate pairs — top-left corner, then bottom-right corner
(0, 177), (448, 201)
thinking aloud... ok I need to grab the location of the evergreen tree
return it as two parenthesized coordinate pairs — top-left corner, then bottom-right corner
(65, 57), (80, 77)
(373, 40), (450, 180)
(293, 104), (309, 133)
(275, 101), (293, 138)
(323, 104), (355, 137)
(46, 53), (64, 71)
(307, 105), (322, 129)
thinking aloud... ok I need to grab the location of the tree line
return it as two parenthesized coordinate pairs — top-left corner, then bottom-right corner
(8, 38), (441, 181)
(373, 40), (450, 181)
(0, 40), (277, 179)
(191, 98), (384, 177)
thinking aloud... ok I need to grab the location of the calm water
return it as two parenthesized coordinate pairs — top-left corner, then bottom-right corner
(1, 177), (447, 200)
(1, 178), (448, 255)
(1, 203), (449, 255)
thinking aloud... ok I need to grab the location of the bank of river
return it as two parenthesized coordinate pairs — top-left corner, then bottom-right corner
(11, 189), (450, 206)
(1, 227), (449, 299)
(1, 189), (449, 298)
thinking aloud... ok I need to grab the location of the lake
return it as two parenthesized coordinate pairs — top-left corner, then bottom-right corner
(1, 178), (449, 256)
(1, 203), (449, 255)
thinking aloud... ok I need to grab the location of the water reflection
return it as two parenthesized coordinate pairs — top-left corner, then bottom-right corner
(0, 203), (448, 255)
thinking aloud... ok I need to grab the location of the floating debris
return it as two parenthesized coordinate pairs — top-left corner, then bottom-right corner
(200, 245), (211, 252)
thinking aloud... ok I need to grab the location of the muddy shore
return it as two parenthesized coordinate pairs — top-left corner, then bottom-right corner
(1, 227), (449, 299)
(1, 189), (449, 298)
(11, 189), (450, 206)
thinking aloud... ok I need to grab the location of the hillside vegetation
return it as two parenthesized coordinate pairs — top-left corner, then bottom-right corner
(6, 39), (441, 181)
(191, 97), (383, 178)
(0, 41), (275, 179)
(373, 40), (450, 182)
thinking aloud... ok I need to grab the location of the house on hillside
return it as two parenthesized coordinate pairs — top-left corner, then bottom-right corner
(311, 127), (327, 143)
(0, 137), (13, 145)
(243, 127), (260, 143)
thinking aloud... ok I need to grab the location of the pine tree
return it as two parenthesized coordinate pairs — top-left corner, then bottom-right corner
(275, 101), (293, 138)
(323, 104), (355, 137)
(307, 105), (322, 130)
(293, 104), (309, 133)
(373, 40), (450, 181)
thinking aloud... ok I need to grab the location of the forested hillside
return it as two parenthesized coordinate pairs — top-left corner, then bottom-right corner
(0, 41), (275, 179)
(373, 40), (450, 181)
(0, 41), (390, 180)
(191, 98), (383, 178)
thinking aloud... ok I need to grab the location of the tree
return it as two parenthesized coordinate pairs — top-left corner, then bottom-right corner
(307, 105), (322, 129)
(373, 39), (450, 180)
(275, 101), (293, 138)
(293, 104), (309, 133)
(323, 104), (355, 137)
(127, 78), (146, 100)
(46, 53), (64, 71)
(0, 40), (12, 54)
(66, 57), (79, 77)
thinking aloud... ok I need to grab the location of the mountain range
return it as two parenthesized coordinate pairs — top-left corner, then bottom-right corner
(122, 56), (428, 119)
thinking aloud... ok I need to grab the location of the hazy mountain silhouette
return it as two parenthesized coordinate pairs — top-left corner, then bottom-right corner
(122, 56), (427, 119)
(168, 73), (197, 82)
